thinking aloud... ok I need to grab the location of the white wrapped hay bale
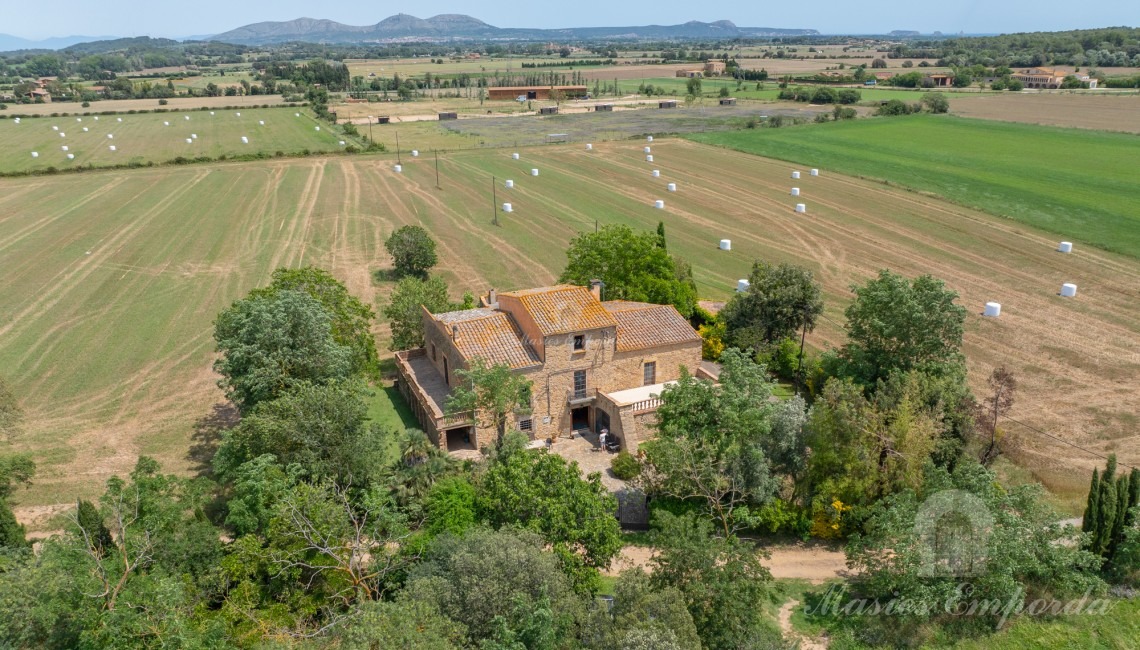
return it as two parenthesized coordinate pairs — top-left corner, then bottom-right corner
(1061, 283), (1077, 297)
(983, 302), (1001, 317)
(719, 240), (731, 251)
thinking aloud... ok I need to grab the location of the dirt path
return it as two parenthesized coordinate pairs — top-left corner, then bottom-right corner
(779, 600), (829, 650)
(603, 542), (849, 584)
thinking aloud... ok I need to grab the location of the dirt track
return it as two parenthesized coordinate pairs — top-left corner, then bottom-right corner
(603, 542), (849, 584)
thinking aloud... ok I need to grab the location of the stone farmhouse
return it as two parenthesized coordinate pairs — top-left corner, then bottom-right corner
(395, 283), (707, 453)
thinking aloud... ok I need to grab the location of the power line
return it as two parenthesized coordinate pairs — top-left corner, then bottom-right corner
(1004, 417), (1136, 472)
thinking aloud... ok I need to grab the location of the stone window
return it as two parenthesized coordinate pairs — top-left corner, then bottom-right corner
(643, 361), (656, 386)
(573, 334), (585, 351)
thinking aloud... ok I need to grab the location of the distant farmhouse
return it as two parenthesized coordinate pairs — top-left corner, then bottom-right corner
(675, 60), (727, 78)
(1011, 67), (1098, 89)
(395, 284), (706, 453)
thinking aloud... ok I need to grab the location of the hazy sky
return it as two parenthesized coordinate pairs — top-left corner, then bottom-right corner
(1, 0), (1133, 40)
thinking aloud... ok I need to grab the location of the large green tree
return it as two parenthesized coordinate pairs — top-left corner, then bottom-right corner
(649, 511), (778, 650)
(0, 455), (35, 549)
(847, 461), (1105, 633)
(640, 349), (780, 536)
(214, 288), (354, 412)
(804, 374), (941, 527)
(477, 434), (622, 592)
(404, 527), (584, 646)
(249, 267), (378, 376)
(559, 224), (697, 317)
(720, 260), (824, 352)
(213, 381), (383, 486)
(382, 275), (473, 351)
(838, 269), (967, 387)
(385, 225), (438, 278)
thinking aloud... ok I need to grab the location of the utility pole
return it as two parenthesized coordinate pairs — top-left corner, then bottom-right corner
(366, 116), (373, 145)
(795, 304), (809, 396)
(492, 175), (498, 226)
(395, 130), (401, 164)
(435, 150), (440, 189)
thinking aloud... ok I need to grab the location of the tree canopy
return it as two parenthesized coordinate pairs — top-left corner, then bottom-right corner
(559, 225), (697, 317)
(383, 275), (473, 351)
(838, 269), (967, 387)
(720, 260), (824, 353)
(385, 225), (439, 278)
(248, 267), (378, 376)
(214, 288), (354, 412)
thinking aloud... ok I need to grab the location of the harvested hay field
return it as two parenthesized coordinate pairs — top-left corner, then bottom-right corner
(0, 107), (351, 174)
(3, 139), (1137, 517)
(951, 92), (1140, 133)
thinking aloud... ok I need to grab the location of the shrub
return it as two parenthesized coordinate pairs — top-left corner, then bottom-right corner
(81, 101), (90, 108)
(611, 451), (641, 480)
(921, 92), (950, 113)
(158, 99), (168, 105)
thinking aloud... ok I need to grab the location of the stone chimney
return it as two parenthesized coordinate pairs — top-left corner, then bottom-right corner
(452, 325), (459, 341)
(489, 288), (497, 307)
(589, 279), (604, 301)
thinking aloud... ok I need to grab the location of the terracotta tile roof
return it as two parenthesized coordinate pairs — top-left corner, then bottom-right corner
(602, 301), (701, 352)
(449, 312), (541, 370)
(499, 285), (617, 335)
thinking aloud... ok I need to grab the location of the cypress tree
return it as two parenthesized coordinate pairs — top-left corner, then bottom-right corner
(0, 498), (27, 549)
(1096, 469), (1118, 556)
(1083, 467), (1100, 534)
(75, 498), (113, 555)
(656, 222), (667, 249)
(1128, 468), (1140, 527)
(1108, 474), (1130, 560)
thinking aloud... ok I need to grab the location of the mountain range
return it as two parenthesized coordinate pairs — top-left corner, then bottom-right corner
(0, 33), (117, 51)
(211, 14), (818, 45)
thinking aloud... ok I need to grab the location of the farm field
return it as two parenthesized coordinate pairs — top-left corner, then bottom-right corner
(0, 107), (353, 173)
(3, 139), (1139, 524)
(613, 77), (987, 102)
(0, 93), (289, 117)
(690, 115), (1140, 258)
(950, 91), (1140, 133)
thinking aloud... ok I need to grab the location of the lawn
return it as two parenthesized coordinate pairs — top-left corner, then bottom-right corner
(689, 115), (1140, 258)
(0, 106), (358, 173)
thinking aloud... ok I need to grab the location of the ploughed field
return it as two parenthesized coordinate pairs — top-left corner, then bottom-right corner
(1, 138), (1137, 521)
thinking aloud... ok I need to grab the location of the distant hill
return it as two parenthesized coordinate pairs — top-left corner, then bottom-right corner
(0, 33), (115, 52)
(211, 14), (818, 45)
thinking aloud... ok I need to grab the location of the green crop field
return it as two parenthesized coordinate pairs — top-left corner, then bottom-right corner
(617, 77), (980, 103)
(2, 139), (1138, 522)
(689, 115), (1140, 258)
(0, 107), (355, 174)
